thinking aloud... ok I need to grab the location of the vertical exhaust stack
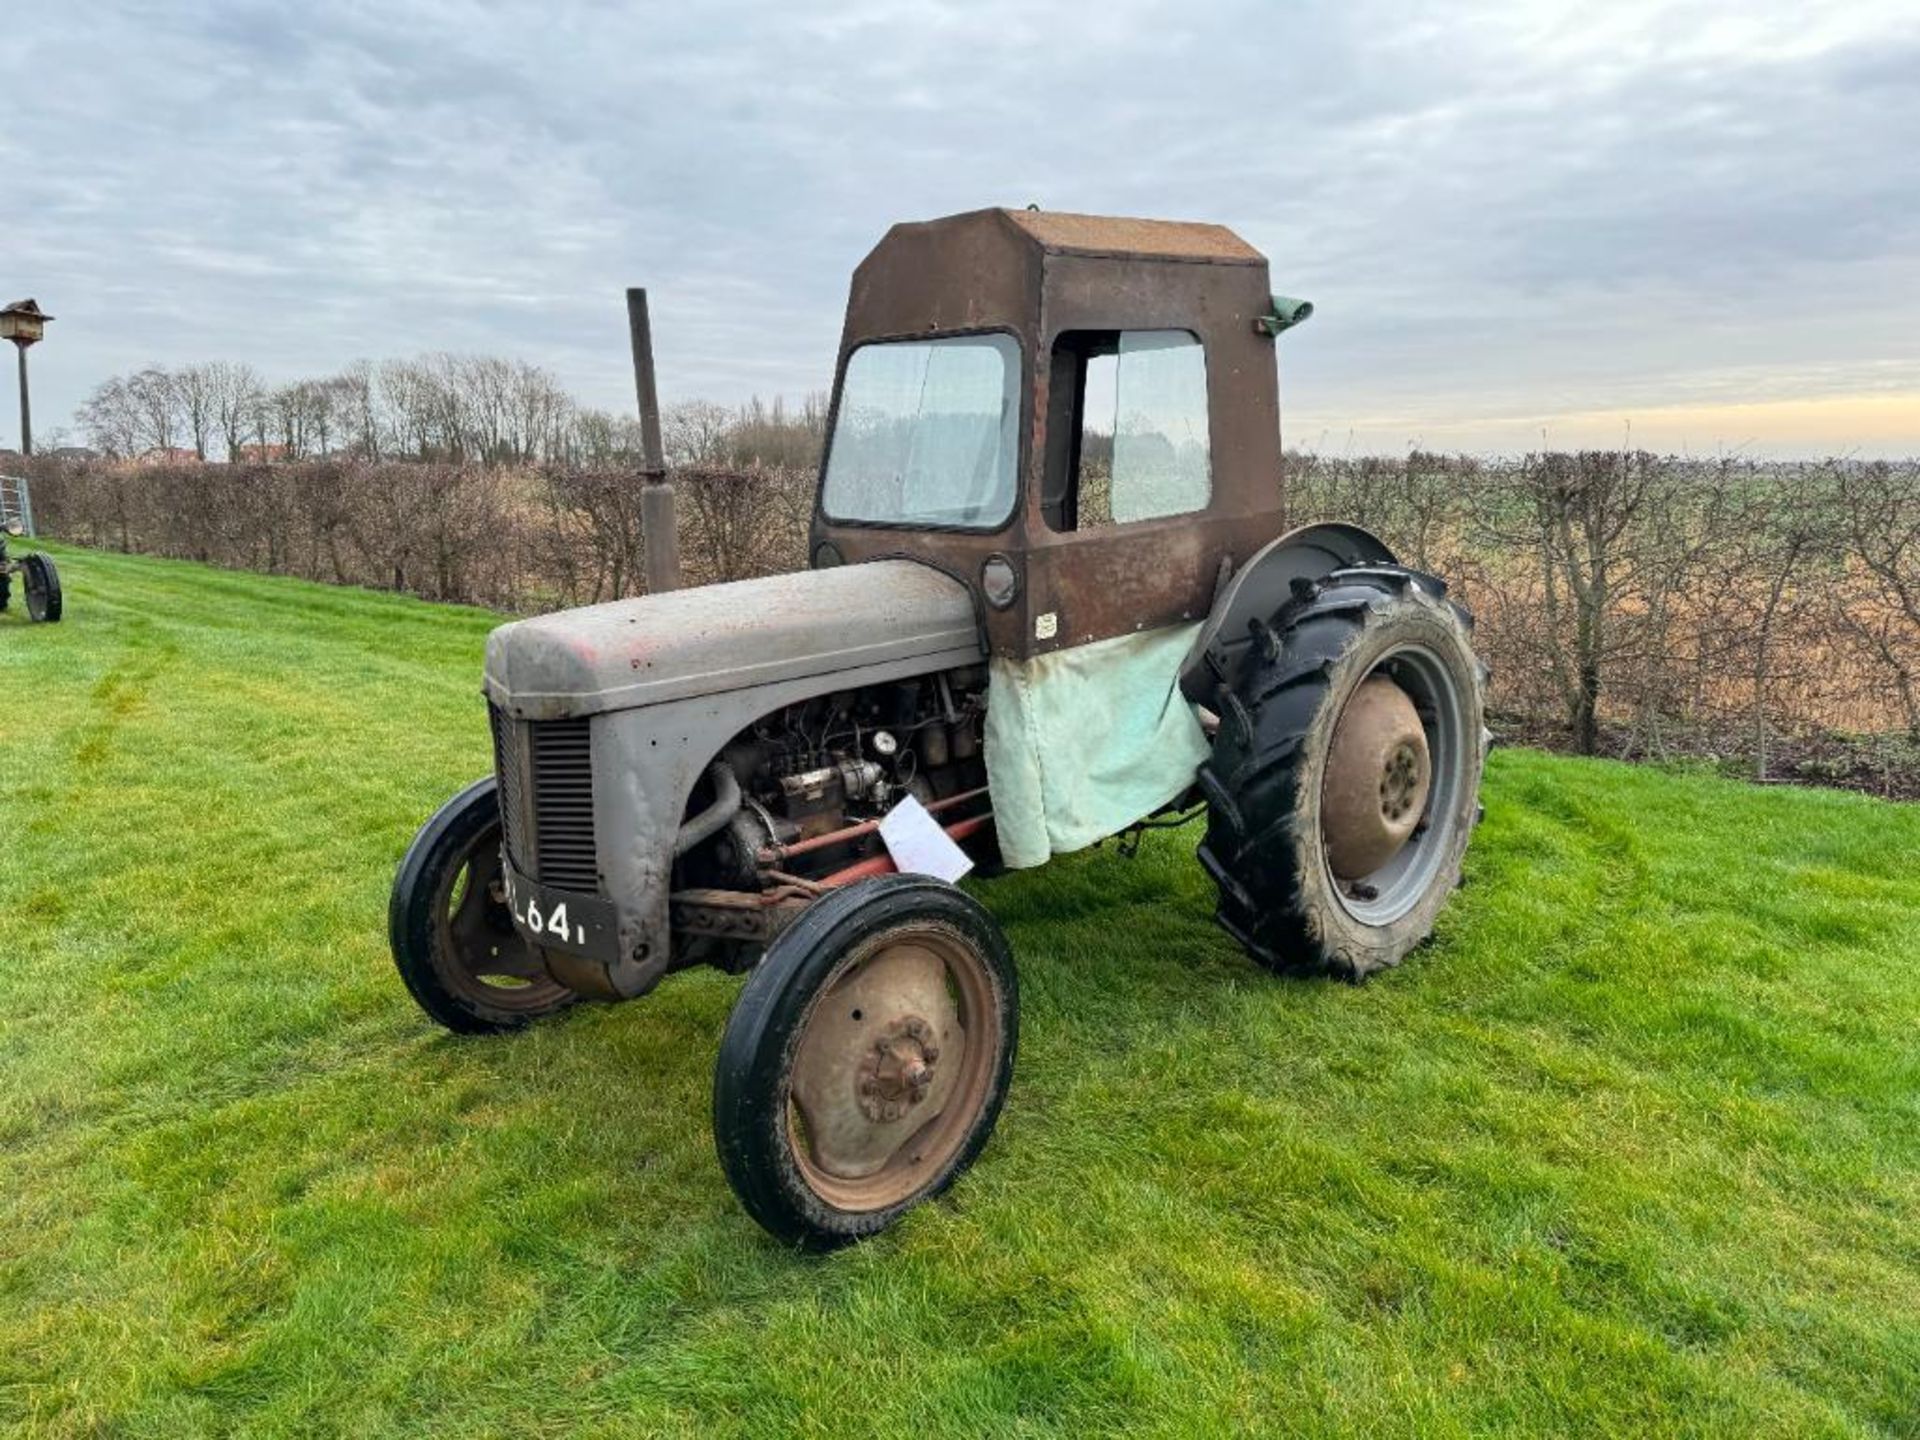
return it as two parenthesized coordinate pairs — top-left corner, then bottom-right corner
(627, 287), (681, 593)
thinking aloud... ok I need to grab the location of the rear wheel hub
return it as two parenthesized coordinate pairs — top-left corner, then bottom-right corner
(1321, 674), (1431, 881)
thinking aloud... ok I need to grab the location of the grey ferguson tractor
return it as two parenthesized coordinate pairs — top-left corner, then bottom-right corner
(390, 209), (1488, 1247)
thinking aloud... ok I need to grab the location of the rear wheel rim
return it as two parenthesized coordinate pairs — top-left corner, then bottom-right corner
(1322, 643), (1467, 927)
(785, 924), (999, 1213)
(432, 829), (572, 1013)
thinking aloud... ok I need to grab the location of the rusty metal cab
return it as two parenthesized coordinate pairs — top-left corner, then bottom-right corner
(811, 208), (1290, 660)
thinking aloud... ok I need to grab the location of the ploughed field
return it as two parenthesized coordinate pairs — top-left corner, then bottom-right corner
(3, 545), (1917, 1439)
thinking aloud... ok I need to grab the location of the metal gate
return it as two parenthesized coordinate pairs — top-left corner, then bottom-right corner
(0, 475), (32, 537)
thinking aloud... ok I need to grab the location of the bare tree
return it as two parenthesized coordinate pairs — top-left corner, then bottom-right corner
(379, 359), (436, 460)
(663, 400), (732, 466)
(76, 375), (144, 457)
(677, 467), (790, 583)
(1833, 460), (1920, 739)
(506, 360), (573, 463)
(335, 361), (381, 460)
(127, 366), (183, 455)
(174, 363), (221, 460)
(564, 408), (645, 465)
(268, 381), (345, 459)
(1687, 473), (1833, 779)
(1472, 451), (1659, 754)
(211, 362), (266, 461)
(725, 394), (830, 470)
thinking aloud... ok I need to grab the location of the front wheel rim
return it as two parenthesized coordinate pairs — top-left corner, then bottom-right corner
(785, 923), (1000, 1213)
(432, 831), (571, 1013)
(1322, 643), (1469, 927)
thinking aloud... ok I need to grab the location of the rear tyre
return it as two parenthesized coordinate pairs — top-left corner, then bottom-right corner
(1197, 566), (1488, 980)
(23, 553), (61, 623)
(389, 777), (578, 1033)
(714, 874), (1018, 1249)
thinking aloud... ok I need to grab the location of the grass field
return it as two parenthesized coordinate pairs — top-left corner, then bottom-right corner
(2, 544), (1918, 1438)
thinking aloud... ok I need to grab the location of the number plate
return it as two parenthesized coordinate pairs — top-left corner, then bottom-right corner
(501, 862), (621, 964)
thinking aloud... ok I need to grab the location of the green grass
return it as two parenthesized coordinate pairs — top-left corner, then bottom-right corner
(3, 543), (1919, 1439)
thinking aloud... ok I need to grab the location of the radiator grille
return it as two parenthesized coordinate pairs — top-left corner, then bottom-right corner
(490, 707), (598, 890)
(529, 716), (598, 890)
(489, 704), (527, 869)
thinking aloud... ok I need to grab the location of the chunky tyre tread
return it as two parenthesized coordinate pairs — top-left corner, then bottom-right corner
(23, 552), (61, 623)
(1198, 567), (1487, 982)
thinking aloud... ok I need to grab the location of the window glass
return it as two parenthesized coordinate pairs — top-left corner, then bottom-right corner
(821, 334), (1021, 529)
(1066, 330), (1211, 528)
(1110, 331), (1211, 523)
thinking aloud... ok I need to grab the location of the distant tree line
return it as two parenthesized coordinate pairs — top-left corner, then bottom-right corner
(72, 355), (829, 471)
(22, 446), (1920, 798)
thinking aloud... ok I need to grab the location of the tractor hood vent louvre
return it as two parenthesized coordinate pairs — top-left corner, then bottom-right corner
(529, 717), (597, 891)
(490, 706), (598, 892)
(490, 704), (528, 869)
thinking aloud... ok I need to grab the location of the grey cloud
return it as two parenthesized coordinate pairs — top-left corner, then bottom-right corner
(3, 0), (1916, 456)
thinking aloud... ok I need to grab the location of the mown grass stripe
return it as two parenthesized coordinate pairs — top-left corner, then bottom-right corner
(1, 542), (1916, 1438)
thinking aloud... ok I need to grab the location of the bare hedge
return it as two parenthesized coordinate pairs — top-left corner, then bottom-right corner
(1286, 452), (1920, 792)
(27, 452), (1920, 795)
(27, 459), (815, 612)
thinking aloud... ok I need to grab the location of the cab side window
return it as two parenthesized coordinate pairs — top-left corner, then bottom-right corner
(1042, 330), (1211, 532)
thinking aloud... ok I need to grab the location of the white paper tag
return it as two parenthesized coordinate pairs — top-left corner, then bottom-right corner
(877, 794), (975, 884)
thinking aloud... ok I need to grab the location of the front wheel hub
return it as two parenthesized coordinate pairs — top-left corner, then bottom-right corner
(1321, 674), (1431, 880)
(857, 1015), (940, 1122)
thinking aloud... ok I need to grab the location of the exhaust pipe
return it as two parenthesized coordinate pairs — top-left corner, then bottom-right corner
(627, 287), (681, 593)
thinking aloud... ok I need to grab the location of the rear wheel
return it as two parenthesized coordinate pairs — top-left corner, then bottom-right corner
(389, 777), (578, 1033)
(1197, 566), (1488, 980)
(23, 553), (60, 623)
(714, 874), (1018, 1248)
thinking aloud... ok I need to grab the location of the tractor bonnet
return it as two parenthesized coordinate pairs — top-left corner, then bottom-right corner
(483, 560), (978, 720)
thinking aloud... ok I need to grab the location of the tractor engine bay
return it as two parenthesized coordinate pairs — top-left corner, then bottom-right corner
(691, 665), (993, 890)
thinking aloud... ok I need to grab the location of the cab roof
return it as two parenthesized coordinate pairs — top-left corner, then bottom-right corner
(995, 208), (1263, 264)
(842, 207), (1273, 346)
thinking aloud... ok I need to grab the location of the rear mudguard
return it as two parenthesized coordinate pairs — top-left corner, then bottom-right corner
(1180, 523), (1397, 706)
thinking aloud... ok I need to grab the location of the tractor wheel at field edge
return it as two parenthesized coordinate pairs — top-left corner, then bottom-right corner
(24, 553), (61, 623)
(714, 874), (1018, 1250)
(388, 776), (579, 1033)
(1196, 566), (1490, 981)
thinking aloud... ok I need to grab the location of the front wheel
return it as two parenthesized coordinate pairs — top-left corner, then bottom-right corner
(388, 777), (578, 1033)
(714, 874), (1018, 1249)
(23, 553), (61, 623)
(1197, 565), (1488, 980)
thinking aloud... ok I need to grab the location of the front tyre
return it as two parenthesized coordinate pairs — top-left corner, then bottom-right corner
(1197, 566), (1488, 980)
(714, 874), (1018, 1249)
(388, 777), (578, 1033)
(23, 553), (61, 623)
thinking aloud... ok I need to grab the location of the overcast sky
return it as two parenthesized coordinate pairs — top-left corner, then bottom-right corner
(5, 0), (1917, 456)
